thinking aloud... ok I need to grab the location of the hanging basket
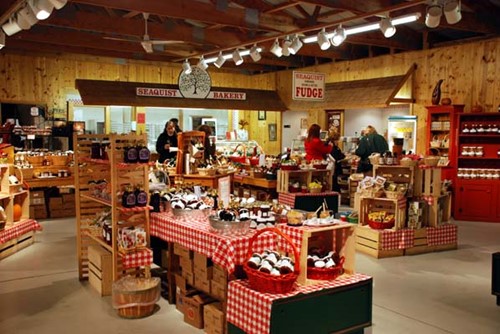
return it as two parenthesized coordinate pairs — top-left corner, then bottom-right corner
(243, 227), (300, 294)
(430, 135), (442, 149)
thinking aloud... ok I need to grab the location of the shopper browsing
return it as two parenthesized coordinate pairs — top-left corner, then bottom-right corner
(156, 120), (179, 163)
(328, 130), (346, 192)
(197, 124), (216, 161)
(305, 124), (333, 162)
(355, 125), (389, 173)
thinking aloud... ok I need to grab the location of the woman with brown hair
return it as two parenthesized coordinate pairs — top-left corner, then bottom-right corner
(198, 124), (216, 161)
(304, 124), (332, 162)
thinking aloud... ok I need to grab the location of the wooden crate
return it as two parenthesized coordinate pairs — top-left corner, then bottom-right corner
(88, 244), (113, 296)
(359, 197), (407, 230)
(0, 230), (35, 260)
(414, 167), (442, 197)
(427, 193), (452, 227)
(277, 169), (332, 193)
(404, 228), (432, 255)
(297, 224), (356, 286)
(373, 165), (415, 196)
(355, 226), (404, 258)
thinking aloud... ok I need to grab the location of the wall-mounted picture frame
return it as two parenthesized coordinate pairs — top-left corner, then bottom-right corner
(268, 123), (277, 141)
(300, 118), (308, 129)
(258, 110), (266, 120)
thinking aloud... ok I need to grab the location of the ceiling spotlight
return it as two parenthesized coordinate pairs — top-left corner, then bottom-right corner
(317, 28), (330, 50)
(233, 49), (243, 65)
(444, 0), (461, 24)
(425, 4), (442, 28)
(270, 39), (282, 57)
(249, 44), (261, 62)
(1, 17), (22, 36)
(281, 38), (292, 56)
(48, 0), (68, 10)
(289, 35), (303, 54)
(214, 52), (226, 68)
(30, 0), (54, 20)
(17, 5), (38, 30)
(0, 31), (5, 50)
(197, 56), (208, 70)
(182, 59), (192, 74)
(380, 17), (396, 38)
(331, 25), (346, 47)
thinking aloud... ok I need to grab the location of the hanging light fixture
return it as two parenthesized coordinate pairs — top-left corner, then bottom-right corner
(197, 56), (208, 70)
(29, 0), (54, 20)
(331, 25), (346, 47)
(48, 0), (68, 10)
(317, 28), (330, 50)
(0, 31), (5, 50)
(425, 3), (442, 28)
(2, 17), (22, 36)
(270, 39), (282, 57)
(17, 5), (38, 30)
(249, 44), (261, 62)
(444, 0), (461, 24)
(232, 49), (243, 65)
(182, 59), (192, 74)
(380, 17), (396, 38)
(214, 52), (226, 68)
(281, 37), (292, 56)
(289, 34), (303, 54)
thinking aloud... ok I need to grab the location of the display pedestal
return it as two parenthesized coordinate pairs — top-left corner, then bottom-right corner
(278, 191), (339, 213)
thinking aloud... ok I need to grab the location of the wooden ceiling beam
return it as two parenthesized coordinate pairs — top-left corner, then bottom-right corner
(0, 0), (24, 26)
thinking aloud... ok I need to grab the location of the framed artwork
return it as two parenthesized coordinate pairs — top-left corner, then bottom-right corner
(300, 118), (308, 129)
(258, 110), (266, 120)
(268, 123), (277, 141)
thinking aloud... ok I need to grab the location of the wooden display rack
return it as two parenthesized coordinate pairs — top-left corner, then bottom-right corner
(296, 224), (356, 286)
(359, 197), (407, 230)
(355, 226), (405, 258)
(414, 166), (441, 197)
(0, 229), (35, 260)
(277, 169), (332, 193)
(74, 134), (152, 289)
(427, 193), (452, 227)
(373, 165), (415, 196)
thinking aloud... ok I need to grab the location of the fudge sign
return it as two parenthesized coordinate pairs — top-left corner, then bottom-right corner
(292, 71), (325, 101)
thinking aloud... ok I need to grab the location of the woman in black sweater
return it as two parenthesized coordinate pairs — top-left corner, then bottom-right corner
(156, 120), (178, 163)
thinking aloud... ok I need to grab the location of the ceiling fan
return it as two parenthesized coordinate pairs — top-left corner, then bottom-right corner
(103, 13), (185, 53)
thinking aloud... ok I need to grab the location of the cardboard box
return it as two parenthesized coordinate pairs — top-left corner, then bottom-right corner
(174, 243), (193, 259)
(194, 252), (213, 268)
(161, 249), (169, 269)
(210, 280), (227, 301)
(176, 273), (189, 292)
(182, 270), (195, 286)
(30, 190), (45, 199)
(31, 206), (48, 219)
(62, 193), (75, 204)
(176, 287), (198, 314)
(204, 302), (226, 334)
(30, 197), (45, 206)
(194, 272), (211, 294)
(183, 294), (216, 329)
(212, 265), (228, 285)
(49, 197), (63, 210)
(50, 208), (76, 218)
(179, 257), (193, 273)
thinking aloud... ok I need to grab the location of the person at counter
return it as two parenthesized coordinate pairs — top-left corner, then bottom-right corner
(328, 130), (345, 192)
(198, 124), (216, 161)
(169, 118), (182, 133)
(305, 124), (332, 162)
(355, 125), (388, 173)
(156, 120), (178, 163)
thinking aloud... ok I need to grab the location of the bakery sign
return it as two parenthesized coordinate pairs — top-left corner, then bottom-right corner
(292, 71), (325, 101)
(136, 87), (246, 100)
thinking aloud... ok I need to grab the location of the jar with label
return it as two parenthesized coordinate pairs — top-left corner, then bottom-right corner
(124, 143), (138, 163)
(462, 123), (470, 133)
(122, 185), (136, 208)
(474, 146), (484, 157)
(135, 185), (148, 207)
(137, 140), (150, 163)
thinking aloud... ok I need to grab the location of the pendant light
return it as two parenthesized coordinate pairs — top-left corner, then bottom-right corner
(270, 39), (282, 57)
(289, 35), (303, 54)
(30, 0), (54, 20)
(444, 0), (462, 25)
(425, 3), (442, 28)
(317, 28), (330, 50)
(232, 49), (243, 66)
(331, 25), (346, 47)
(182, 59), (192, 74)
(214, 52), (226, 68)
(249, 45), (261, 62)
(380, 17), (396, 38)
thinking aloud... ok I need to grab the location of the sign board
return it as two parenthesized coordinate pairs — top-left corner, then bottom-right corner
(292, 71), (325, 101)
(218, 176), (231, 208)
(136, 87), (246, 100)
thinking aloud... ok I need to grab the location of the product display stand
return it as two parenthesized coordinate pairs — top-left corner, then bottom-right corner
(75, 134), (153, 289)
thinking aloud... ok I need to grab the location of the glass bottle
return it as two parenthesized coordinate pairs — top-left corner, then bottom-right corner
(135, 185), (148, 207)
(124, 142), (138, 163)
(122, 185), (136, 208)
(137, 140), (150, 163)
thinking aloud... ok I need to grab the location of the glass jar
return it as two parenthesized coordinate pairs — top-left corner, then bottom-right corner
(477, 124), (485, 133)
(461, 146), (469, 156)
(492, 170), (500, 180)
(470, 124), (477, 133)
(457, 168), (464, 179)
(462, 123), (469, 133)
(474, 146), (484, 157)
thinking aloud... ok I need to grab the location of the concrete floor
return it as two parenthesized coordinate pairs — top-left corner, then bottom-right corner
(0, 217), (499, 334)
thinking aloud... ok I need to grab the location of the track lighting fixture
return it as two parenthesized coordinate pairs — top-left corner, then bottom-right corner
(270, 39), (282, 57)
(17, 5), (38, 30)
(380, 17), (396, 38)
(48, 0), (68, 10)
(317, 28), (330, 50)
(197, 56), (208, 70)
(0, 31), (5, 50)
(232, 49), (243, 65)
(29, 0), (54, 20)
(425, 0), (462, 28)
(425, 3), (442, 28)
(214, 52), (226, 68)
(331, 25), (346, 47)
(281, 38), (292, 56)
(249, 44), (261, 62)
(182, 59), (192, 74)
(1, 17), (22, 36)
(444, 0), (461, 25)
(289, 35), (303, 54)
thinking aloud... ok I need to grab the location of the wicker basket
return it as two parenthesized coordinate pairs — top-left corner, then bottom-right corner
(309, 187), (322, 193)
(307, 257), (345, 280)
(243, 227), (300, 294)
(424, 156), (440, 167)
(112, 276), (160, 319)
(26, 155), (43, 166)
(400, 159), (418, 167)
(51, 155), (69, 166)
(384, 190), (406, 199)
(359, 187), (384, 198)
(198, 168), (216, 176)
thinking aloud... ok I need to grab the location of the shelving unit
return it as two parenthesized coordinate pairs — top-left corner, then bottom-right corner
(277, 169), (333, 193)
(75, 134), (153, 287)
(455, 113), (500, 222)
(425, 105), (463, 181)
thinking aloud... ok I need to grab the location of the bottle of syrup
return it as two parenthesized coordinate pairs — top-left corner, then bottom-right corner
(137, 140), (150, 163)
(124, 142), (138, 163)
(135, 185), (148, 207)
(122, 185), (136, 208)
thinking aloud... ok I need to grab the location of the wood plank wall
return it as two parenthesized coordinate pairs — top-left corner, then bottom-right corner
(1, 37), (499, 155)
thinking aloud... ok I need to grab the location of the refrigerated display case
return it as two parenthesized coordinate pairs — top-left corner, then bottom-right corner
(387, 116), (417, 154)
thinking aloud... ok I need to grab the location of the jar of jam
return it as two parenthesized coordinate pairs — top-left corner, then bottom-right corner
(124, 143), (138, 163)
(122, 185), (136, 208)
(137, 140), (150, 163)
(135, 185), (148, 207)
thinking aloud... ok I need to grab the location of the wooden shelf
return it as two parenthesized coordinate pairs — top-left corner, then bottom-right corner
(84, 230), (113, 252)
(81, 194), (112, 206)
(117, 205), (152, 213)
(459, 134), (500, 138)
(458, 156), (500, 160)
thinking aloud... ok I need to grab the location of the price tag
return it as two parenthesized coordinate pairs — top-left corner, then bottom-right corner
(27, 134), (36, 140)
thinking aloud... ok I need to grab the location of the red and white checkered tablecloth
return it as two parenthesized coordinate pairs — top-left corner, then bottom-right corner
(0, 219), (42, 244)
(150, 212), (278, 273)
(427, 224), (457, 246)
(121, 248), (153, 270)
(278, 191), (338, 208)
(380, 229), (415, 250)
(227, 273), (372, 334)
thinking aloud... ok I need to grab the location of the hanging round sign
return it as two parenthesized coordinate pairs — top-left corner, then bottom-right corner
(178, 66), (211, 99)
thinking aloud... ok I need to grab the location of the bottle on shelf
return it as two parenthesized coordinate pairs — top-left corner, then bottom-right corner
(122, 185), (136, 208)
(137, 140), (150, 163)
(135, 185), (148, 207)
(124, 142), (138, 163)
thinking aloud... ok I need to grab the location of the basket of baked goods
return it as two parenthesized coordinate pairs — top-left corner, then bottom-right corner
(367, 211), (395, 230)
(384, 182), (408, 200)
(423, 155), (440, 167)
(306, 249), (345, 280)
(244, 227), (299, 294)
(112, 276), (160, 319)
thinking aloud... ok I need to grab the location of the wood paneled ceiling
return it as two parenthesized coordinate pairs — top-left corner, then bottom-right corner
(1, 0), (499, 74)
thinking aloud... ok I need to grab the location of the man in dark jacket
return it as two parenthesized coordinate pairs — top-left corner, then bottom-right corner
(355, 125), (388, 173)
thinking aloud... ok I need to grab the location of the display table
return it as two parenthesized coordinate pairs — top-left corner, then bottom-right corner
(227, 274), (372, 334)
(25, 176), (74, 188)
(168, 172), (234, 189)
(233, 174), (277, 189)
(0, 219), (42, 260)
(278, 191), (339, 213)
(150, 212), (277, 273)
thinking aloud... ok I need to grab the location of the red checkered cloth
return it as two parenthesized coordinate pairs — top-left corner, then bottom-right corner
(227, 273), (372, 334)
(427, 224), (457, 246)
(150, 212), (277, 273)
(0, 219), (42, 244)
(121, 248), (153, 269)
(380, 229), (415, 250)
(278, 191), (338, 208)
(277, 222), (353, 254)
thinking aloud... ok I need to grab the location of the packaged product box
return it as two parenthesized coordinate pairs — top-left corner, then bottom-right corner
(193, 271), (211, 294)
(176, 287), (198, 314)
(212, 264), (228, 285)
(174, 243), (193, 259)
(210, 280), (227, 301)
(193, 252), (213, 271)
(203, 302), (226, 334)
(50, 208), (76, 218)
(180, 256), (194, 273)
(30, 190), (45, 200)
(183, 293), (216, 329)
(182, 270), (195, 286)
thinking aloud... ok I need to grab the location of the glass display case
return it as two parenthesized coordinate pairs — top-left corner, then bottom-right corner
(215, 139), (263, 157)
(291, 138), (305, 159)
